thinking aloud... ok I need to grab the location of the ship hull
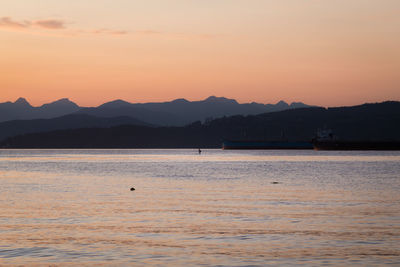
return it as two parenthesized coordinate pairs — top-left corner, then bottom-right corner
(313, 141), (400, 150)
(222, 141), (313, 150)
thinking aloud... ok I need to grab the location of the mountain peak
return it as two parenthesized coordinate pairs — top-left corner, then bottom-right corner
(99, 99), (132, 108)
(40, 98), (79, 109)
(204, 96), (238, 104)
(14, 97), (31, 106)
(289, 102), (309, 109)
(276, 100), (288, 105)
(171, 98), (189, 103)
(54, 98), (72, 103)
(51, 98), (77, 105)
(205, 96), (223, 102)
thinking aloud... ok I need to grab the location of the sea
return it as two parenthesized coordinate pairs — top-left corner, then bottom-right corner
(0, 149), (399, 266)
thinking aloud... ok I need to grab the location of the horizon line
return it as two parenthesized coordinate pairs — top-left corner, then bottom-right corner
(1, 96), (399, 109)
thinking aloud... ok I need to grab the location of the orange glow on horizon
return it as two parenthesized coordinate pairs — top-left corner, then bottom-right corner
(1, 1), (399, 107)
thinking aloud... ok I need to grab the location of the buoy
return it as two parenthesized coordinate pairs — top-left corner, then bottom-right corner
(130, 187), (135, 191)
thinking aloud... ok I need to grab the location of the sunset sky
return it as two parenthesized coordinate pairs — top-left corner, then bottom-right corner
(1, 0), (399, 107)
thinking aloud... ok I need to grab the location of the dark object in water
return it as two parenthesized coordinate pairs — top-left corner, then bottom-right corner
(222, 140), (313, 150)
(313, 140), (400, 150)
(130, 187), (135, 191)
(312, 128), (400, 150)
(272, 181), (279, 184)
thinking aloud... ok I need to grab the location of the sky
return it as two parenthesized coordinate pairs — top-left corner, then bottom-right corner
(1, 0), (399, 107)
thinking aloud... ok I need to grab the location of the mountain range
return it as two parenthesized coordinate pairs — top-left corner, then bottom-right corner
(0, 98), (80, 122)
(2, 101), (399, 148)
(0, 96), (311, 126)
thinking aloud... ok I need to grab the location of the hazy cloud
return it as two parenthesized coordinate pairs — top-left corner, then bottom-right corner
(92, 28), (129, 35)
(0, 17), (65, 30)
(135, 30), (162, 35)
(0, 16), (128, 36)
(33, 19), (65, 29)
(0, 16), (216, 40)
(0, 17), (30, 29)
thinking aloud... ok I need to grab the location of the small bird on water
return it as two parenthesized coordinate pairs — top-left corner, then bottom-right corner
(130, 187), (135, 191)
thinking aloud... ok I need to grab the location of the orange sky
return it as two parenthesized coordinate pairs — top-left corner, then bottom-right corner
(1, 0), (399, 107)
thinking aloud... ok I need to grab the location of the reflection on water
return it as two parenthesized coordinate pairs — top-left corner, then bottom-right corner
(0, 149), (399, 266)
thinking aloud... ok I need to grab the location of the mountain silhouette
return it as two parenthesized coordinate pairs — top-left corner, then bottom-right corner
(0, 96), (311, 124)
(0, 98), (80, 122)
(0, 114), (150, 142)
(40, 98), (80, 115)
(2, 101), (399, 148)
(14, 97), (31, 106)
(75, 96), (311, 126)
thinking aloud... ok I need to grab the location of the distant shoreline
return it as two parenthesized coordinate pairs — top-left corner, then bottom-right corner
(1, 101), (399, 149)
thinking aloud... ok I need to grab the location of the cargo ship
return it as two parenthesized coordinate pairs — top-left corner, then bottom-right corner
(312, 140), (400, 150)
(222, 128), (400, 150)
(312, 129), (400, 150)
(222, 140), (313, 150)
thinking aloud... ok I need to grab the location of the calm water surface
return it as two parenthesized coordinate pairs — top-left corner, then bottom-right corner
(0, 149), (399, 266)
